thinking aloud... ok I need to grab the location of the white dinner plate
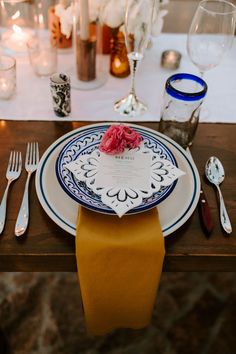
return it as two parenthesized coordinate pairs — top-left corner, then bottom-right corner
(35, 123), (200, 237)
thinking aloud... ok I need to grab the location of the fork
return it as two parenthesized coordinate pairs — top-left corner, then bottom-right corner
(0, 151), (22, 234)
(15, 142), (39, 237)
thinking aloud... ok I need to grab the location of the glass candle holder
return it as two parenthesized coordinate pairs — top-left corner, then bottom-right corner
(27, 37), (57, 77)
(48, 0), (73, 49)
(110, 29), (130, 78)
(161, 50), (182, 70)
(0, 0), (34, 55)
(0, 55), (16, 100)
(70, 0), (108, 90)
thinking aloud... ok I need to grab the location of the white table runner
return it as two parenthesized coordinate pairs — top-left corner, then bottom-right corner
(1, 33), (236, 123)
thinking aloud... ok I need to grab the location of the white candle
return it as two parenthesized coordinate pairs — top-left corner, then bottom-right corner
(80, 0), (89, 41)
(0, 78), (15, 99)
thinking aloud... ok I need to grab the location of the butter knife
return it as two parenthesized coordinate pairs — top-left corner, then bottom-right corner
(186, 148), (214, 237)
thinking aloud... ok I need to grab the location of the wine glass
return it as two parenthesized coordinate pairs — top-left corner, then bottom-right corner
(114, 0), (155, 117)
(187, 0), (236, 77)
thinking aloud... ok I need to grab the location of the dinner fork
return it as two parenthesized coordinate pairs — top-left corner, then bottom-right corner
(15, 142), (39, 237)
(0, 151), (22, 234)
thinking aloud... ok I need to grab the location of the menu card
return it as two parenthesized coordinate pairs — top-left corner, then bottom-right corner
(66, 148), (185, 217)
(95, 152), (151, 190)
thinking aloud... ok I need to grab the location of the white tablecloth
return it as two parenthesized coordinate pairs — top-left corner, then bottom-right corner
(1, 33), (236, 123)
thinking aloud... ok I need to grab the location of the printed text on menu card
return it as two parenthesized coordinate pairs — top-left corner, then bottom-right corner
(95, 152), (152, 190)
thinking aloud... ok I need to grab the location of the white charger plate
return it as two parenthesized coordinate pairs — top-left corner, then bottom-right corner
(35, 123), (200, 237)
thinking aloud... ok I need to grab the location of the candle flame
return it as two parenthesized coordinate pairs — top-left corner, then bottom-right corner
(11, 10), (20, 20)
(38, 14), (44, 25)
(0, 120), (6, 128)
(0, 1), (5, 10)
(12, 24), (23, 34)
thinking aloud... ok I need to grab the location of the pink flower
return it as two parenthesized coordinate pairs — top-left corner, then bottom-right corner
(122, 126), (143, 148)
(99, 125), (143, 155)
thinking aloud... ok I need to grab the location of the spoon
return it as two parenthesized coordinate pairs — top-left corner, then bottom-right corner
(205, 156), (232, 234)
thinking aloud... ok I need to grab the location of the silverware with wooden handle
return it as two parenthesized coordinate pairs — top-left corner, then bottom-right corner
(186, 148), (214, 237)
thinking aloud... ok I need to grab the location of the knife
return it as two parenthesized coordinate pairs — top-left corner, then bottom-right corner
(186, 148), (214, 237)
(198, 188), (214, 236)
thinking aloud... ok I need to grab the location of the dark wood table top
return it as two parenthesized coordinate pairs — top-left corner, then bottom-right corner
(0, 120), (235, 272)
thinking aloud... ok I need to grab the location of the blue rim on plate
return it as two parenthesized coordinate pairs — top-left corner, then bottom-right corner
(35, 123), (200, 237)
(55, 125), (178, 215)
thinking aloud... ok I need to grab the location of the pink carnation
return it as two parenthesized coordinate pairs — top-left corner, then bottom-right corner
(99, 125), (143, 155)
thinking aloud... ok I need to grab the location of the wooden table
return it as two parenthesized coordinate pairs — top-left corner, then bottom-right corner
(0, 121), (235, 272)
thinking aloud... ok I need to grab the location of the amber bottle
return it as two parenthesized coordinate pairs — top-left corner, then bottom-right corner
(110, 29), (130, 78)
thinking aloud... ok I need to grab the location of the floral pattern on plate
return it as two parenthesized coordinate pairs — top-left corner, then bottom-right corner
(65, 145), (185, 217)
(55, 125), (180, 215)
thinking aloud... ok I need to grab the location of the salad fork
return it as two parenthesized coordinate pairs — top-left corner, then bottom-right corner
(0, 151), (22, 234)
(15, 142), (39, 237)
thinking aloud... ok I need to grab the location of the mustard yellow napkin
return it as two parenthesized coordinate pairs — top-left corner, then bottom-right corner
(76, 206), (165, 335)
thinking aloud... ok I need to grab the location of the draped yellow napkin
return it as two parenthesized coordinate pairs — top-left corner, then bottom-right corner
(76, 206), (165, 335)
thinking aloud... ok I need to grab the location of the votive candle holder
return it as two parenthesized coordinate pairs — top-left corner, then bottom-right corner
(0, 55), (16, 100)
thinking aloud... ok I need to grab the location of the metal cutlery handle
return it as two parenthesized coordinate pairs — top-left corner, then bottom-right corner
(216, 184), (232, 234)
(0, 182), (11, 234)
(15, 173), (31, 237)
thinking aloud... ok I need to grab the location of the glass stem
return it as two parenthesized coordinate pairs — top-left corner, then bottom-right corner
(129, 58), (140, 96)
(199, 71), (204, 78)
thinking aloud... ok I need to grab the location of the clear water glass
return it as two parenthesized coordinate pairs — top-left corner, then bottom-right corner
(187, 0), (236, 76)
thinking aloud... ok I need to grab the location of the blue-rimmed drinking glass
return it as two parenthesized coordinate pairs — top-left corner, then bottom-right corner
(159, 73), (208, 148)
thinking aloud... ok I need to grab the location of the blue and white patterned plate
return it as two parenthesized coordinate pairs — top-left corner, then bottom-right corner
(35, 123), (200, 237)
(55, 125), (178, 215)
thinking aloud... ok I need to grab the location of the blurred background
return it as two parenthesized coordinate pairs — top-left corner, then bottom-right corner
(0, 272), (235, 354)
(0, 1), (236, 354)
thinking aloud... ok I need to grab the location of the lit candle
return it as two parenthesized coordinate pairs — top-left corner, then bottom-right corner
(0, 78), (15, 99)
(2, 25), (33, 53)
(161, 50), (182, 70)
(80, 0), (89, 41)
(33, 50), (57, 77)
